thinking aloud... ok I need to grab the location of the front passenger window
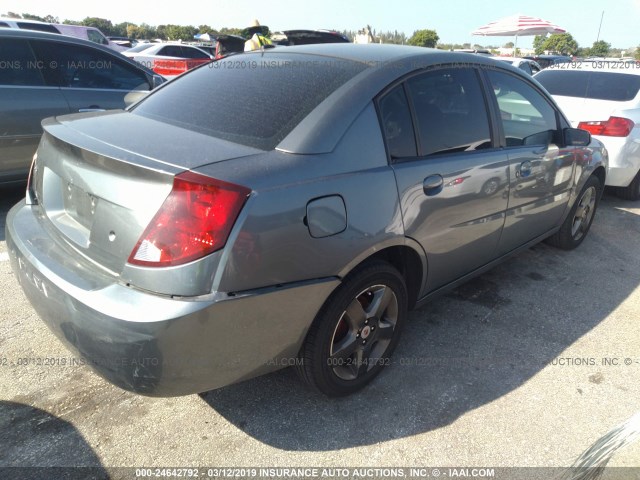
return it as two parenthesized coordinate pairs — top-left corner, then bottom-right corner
(487, 70), (558, 147)
(406, 68), (492, 156)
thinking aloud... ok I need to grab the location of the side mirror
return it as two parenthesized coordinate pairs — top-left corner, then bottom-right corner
(124, 90), (149, 108)
(564, 127), (591, 147)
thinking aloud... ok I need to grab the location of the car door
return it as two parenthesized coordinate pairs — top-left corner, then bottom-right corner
(0, 37), (70, 183)
(484, 69), (575, 255)
(381, 66), (509, 293)
(30, 39), (152, 113)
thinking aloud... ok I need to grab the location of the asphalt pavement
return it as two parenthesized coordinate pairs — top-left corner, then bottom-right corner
(1, 186), (639, 477)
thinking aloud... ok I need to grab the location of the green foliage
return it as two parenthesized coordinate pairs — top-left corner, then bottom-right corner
(533, 35), (547, 55)
(589, 40), (610, 57)
(538, 33), (579, 56)
(378, 30), (408, 45)
(408, 29), (439, 48)
(636, 46), (640, 60)
(79, 17), (116, 35)
(198, 24), (216, 34)
(4, 12), (21, 18)
(504, 41), (514, 48)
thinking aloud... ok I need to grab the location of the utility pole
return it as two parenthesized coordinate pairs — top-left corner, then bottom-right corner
(595, 11), (604, 43)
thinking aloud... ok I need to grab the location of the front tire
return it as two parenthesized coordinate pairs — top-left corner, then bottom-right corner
(546, 175), (601, 250)
(296, 261), (408, 397)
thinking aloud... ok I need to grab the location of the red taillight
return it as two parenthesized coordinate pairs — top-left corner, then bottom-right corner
(578, 117), (635, 137)
(128, 172), (250, 267)
(152, 58), (210, 76)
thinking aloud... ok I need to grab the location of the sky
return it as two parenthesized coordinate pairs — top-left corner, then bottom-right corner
(2, 0), (639, 50)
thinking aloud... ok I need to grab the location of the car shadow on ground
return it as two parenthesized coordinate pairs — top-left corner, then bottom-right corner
(200, 193), (640, 451)
(0, 401), (109, 478)
(0, 187), (25, 243)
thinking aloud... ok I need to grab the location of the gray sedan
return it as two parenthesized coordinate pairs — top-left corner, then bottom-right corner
(0, 29), (164, 186)
(6, 44), (607, 397)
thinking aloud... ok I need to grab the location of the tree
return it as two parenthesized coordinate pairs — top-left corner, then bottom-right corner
(541, 33), (579, 56)
(80, 17), (115, 35)
(21, 13), (45, 21)
(408, 29), (439, 48)
(589, 40), (610, 57)
(533, 35), (547, 55)
(503, 41), (514, 48)
(636, 46), (640, 61)
(4, 12), (21, 18)
(113, 21), (134, 37)
(198, 24), (216, 34)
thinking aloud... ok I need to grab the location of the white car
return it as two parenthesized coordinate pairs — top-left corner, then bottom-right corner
(123, 43), (213, 79)
(536, 63), (640, 199)
(496, 57), (542, 76)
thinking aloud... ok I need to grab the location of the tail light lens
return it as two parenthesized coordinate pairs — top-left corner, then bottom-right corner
(578, 117), (635, 137)
(152, 58), (210, 76)
(128, 171), (250, 267)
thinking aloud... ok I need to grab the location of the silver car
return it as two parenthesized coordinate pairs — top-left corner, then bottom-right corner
(7, 45), (607, 397)
(0, 29), (164, 186)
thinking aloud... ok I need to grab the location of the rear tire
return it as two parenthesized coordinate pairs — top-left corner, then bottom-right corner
(296, 261), (408, 397)
(546, 175), (601, 250)
(617, 170), (640, 201)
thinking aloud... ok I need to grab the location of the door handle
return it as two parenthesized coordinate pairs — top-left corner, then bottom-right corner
(519, 160), (533, 178)
(423, 174), (444, 196)
(78, 108), (105, 113)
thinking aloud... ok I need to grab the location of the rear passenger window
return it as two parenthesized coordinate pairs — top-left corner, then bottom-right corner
(487, 70), (558, 147)
(378, 84), (417, 159)
(158, 46), (182, 57)
(406, 68), (492, 156)
(0, 38), (45, 86)
(31, 40), (150, 91)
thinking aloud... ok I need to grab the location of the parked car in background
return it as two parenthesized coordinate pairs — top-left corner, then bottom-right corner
(271, 29), (350, 46)
(0, 17), (125, 51)
(124, 42), (156, 54)
(107, 36), (138, 48)
(212, 34), (247, 58)
(536, 63), (640, 199)
(524, 54), (571, 69)
(6, 45), (606, 398)
(0, 16), (60, 33)
(54, 24), (127, 51)
(123, 43), (213, 78)
(453, 48), (493, 56)
(496, 57), (541, 75)
(0, 29), (164, 185)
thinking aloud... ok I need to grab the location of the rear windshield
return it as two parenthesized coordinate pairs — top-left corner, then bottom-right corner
(132, 53), (368, 150)
(536, 70), (640, 102)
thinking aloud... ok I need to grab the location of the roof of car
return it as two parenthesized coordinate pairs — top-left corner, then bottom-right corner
(227, 44), (528, 153)
(0, 16), (51, 24)
(255, 43), (505, 66)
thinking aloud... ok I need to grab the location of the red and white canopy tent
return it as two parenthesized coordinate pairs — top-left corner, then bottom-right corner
(471, 14), (566, 55)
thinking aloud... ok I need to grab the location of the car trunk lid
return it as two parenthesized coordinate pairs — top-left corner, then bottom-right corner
(31, 111), (261, 280)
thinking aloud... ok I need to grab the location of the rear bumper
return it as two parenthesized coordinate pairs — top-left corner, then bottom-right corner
(6, 203), (338, 396)
(596, 134), (640, 187)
